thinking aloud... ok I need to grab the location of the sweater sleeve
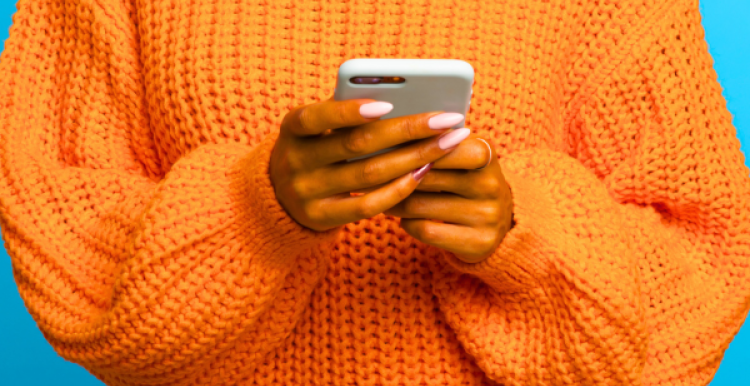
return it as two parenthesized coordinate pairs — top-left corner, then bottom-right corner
(0, 1), (338, 385)
(428, 2), (750, 385)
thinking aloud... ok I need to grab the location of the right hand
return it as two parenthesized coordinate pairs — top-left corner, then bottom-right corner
(269, 97), (470, 232)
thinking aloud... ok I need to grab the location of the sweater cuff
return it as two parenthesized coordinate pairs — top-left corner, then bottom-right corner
(440, 153), (564, 292)
(228, 131), (341, 267)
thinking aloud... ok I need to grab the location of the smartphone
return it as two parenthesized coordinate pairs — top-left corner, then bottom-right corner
(333, 58), (474, 161)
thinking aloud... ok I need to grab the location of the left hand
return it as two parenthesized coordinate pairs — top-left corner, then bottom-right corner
(384, 134), (514, 263)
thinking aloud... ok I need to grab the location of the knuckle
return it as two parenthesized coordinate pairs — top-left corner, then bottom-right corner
(281, 107), (299, 134)
(355, 199), (379, 219)
(296, 107), (316, 134)
(303, 201), (325, 223)
(330, 102), (350, 126)
(291, 177), (311, 197)
(285, 150), (306, 171)
(475, 203), (501, 222)
(357, 161), (383, 186)
(479, 233), (498, 253)
(465, 232), (495, 256)
(401, 196), (420, 215)
(401, 117), (419, 140)
(477, 176), (501, 196)
(416, 142), (431, 163)
(416, 222), (437, 242)
(343, 129), (369, 154)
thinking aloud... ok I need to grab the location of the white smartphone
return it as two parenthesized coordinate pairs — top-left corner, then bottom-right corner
(333, 58), (474, 161)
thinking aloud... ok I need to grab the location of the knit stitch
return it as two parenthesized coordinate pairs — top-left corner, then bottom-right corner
(1, 0), (749, 385)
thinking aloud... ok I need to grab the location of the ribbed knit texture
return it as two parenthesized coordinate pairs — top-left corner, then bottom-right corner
(1, 0), (749, 385)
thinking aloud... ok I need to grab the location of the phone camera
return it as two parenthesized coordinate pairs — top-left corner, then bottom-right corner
(350, 77), (406, 84)
(351, 77), (382, 84)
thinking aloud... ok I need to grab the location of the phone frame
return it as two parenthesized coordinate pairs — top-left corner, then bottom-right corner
(333, 58), (474, 161)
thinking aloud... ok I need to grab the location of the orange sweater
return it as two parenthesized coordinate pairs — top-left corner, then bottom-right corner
(1, 0), (749, 385)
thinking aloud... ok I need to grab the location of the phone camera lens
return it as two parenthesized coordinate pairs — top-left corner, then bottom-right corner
(351, 77), (382, 84)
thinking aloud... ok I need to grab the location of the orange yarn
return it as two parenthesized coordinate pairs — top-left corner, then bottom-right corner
(1, 0), (749, 385)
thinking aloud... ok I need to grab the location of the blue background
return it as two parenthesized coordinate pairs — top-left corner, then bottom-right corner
(0, 0), (748, 385)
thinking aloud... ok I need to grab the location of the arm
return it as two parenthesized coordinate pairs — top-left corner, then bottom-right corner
(0, 1), (338, 385)
(429, 1), (750, 385)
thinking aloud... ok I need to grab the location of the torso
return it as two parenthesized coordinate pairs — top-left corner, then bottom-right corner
(142, 1), (594, 384)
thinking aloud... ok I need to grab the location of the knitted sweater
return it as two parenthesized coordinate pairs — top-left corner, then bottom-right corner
(1, 0), (749, 385)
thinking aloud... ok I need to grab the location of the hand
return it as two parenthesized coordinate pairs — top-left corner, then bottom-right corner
(385, 135), (514, 263)
(269, 97), (471, 232)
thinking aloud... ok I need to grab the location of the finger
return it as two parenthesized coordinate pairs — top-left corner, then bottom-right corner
(310, 128), (472, 197)
(282, 98), (393, 137)
(411, 169), (502, 198)
(314, 166), (428, 225)
(301, 111), (464, 167)
(384, 192), (500, 226)
(350, 181), (388, 195)
(399, 219), (497, 263)
(432, 136), (494, 170)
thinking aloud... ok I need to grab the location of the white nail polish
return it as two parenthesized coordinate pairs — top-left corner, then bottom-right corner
(428, 113), (464, 130)
(359, 102), (394, 118)
(438, 128), (471, 150)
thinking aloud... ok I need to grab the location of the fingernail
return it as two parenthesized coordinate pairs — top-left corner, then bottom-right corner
(412, 162), (433, 182)
(438, 128), (471, 150)
(359, 102), (394, 118)
(428, 112), (464, 130)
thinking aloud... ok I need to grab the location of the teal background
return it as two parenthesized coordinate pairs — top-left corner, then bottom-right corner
(0, 0), (747, 384)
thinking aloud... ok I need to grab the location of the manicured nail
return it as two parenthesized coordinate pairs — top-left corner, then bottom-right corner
(438, 128), (471, 150)
(428, 112), (464, 130)
(412, 163), (433, 182)
(359, 102), (394, 118)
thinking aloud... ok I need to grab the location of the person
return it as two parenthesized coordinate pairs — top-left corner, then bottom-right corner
(0, 0), (748, 385)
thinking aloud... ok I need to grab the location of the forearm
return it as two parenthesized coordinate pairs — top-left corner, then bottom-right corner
(1, 136), (339, 385)
(430, 149), (649, 385)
